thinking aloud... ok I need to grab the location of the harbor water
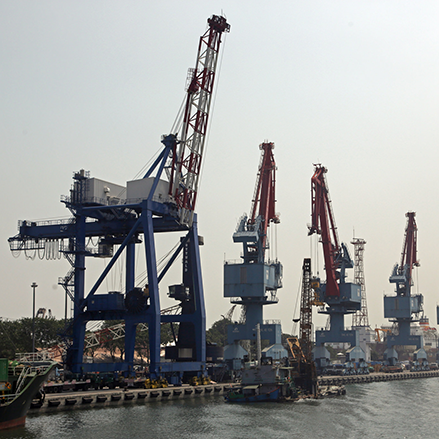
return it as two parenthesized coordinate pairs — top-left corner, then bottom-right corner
(1, 378), (438, 439)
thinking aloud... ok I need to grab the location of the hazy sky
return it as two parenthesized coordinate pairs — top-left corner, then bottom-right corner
(1, 1), (439, 335)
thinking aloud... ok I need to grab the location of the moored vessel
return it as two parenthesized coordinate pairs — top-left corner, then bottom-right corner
(225, 356), (307, 403)
(0, 353), (56, 429)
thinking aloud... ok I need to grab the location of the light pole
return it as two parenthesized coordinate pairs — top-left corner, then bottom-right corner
(31, 282), (38, 352)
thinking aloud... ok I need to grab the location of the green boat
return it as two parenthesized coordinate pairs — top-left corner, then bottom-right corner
(0, 354), (56, 430)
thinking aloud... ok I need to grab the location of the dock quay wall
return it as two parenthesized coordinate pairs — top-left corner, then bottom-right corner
(319, 369), (439, 386)
(29, 383), (239, 414)
(29, 371), (439, 415)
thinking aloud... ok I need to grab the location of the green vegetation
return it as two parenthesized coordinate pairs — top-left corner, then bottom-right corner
(0, 317), (65, 358)
(0, 317), (178, 361)
(206, 317), (231, 346)
(0, 315), (294, 361)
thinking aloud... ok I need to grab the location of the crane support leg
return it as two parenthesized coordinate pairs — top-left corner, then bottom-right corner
(126, 241), (135, 293)
(142, 207), (161, 376)
(124, 320), (137, 367)
(69, 215), (87, 370)
(187, 220), (206, 363)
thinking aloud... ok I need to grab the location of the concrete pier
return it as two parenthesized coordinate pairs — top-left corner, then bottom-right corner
(29, 383), (239, 414)
(28, 371), (439, 415)
(319, 369), (439, 386)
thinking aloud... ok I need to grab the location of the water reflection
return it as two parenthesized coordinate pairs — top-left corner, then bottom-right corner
(0, 379), (437, 439)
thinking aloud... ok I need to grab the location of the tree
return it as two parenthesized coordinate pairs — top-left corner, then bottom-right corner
(0, 319), (23, 358)
(0, 317), (65, 358)
(101, 320), (125, 361)
(95, 321), (178, 363)
(33, 317), (65, 348)
(206, 318), (231, 347)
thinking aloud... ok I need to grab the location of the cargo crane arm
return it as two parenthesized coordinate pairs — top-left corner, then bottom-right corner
(234, 142), (279, 264)
(287, 337), (306, 361)
(249, 142), (279, 255)
(389, 212), (419, 295)
(164, 15), (230, 226)
(308, 165), (352, 298)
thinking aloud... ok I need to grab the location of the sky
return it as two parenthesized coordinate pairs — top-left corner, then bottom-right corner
(1, 1), (439, 336)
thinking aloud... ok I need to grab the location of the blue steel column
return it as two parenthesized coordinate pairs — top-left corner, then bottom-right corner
(124, 319), (137, 372)
(124, 240), (137, 370)
(141, 204), (161, 376)
(126, 240), (135, 292)
(72, 213), (86, 371)
(244, 303), (263, 332)
(188, 216), (206, 363)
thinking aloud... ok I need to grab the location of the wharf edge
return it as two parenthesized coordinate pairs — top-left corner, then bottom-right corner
(28, 371), (439, 415)
(29, 383), (240, 414)
(319, 369), (439, 385)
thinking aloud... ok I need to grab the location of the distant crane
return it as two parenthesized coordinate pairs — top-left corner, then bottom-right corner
(222, 305), (237, 322)
(384, 212), (427, 368)
(374, 328), (391, 343)
(298, 258), (313, 359)
(287, 258), (318, 396)
(308, 165), (364, 371)
(36, 308), (46, 319)
(223, 142), (286, 367)
(8, 15), (230, 383)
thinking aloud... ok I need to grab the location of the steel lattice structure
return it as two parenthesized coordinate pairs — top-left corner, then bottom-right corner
(169, 15), (230, 227)
(351, 238), (370, 328)
(299, 258), (313, 359)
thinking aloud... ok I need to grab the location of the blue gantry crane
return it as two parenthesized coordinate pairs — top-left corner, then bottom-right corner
(384, 212), (427, 368)
(223, 142), (286, 368)
(8, 15), (230, 383)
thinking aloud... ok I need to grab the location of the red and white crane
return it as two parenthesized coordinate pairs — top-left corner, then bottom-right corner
(167, 15), (230, 226)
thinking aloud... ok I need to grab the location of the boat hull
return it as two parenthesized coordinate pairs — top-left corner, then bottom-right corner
(0, 363), (55, 430)
(225, 387), (280, 403)
(0, 415), (26, 430)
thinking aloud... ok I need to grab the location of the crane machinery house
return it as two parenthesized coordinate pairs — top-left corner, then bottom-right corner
(126, 178), (170, 204)
(80, 175), (126, 206)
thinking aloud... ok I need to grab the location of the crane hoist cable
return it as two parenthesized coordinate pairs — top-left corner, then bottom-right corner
(130, 146), (163, 183)
(170, 95), (186, 136)
(111, 94), (185, 199)
(133, 241), (181, 289)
